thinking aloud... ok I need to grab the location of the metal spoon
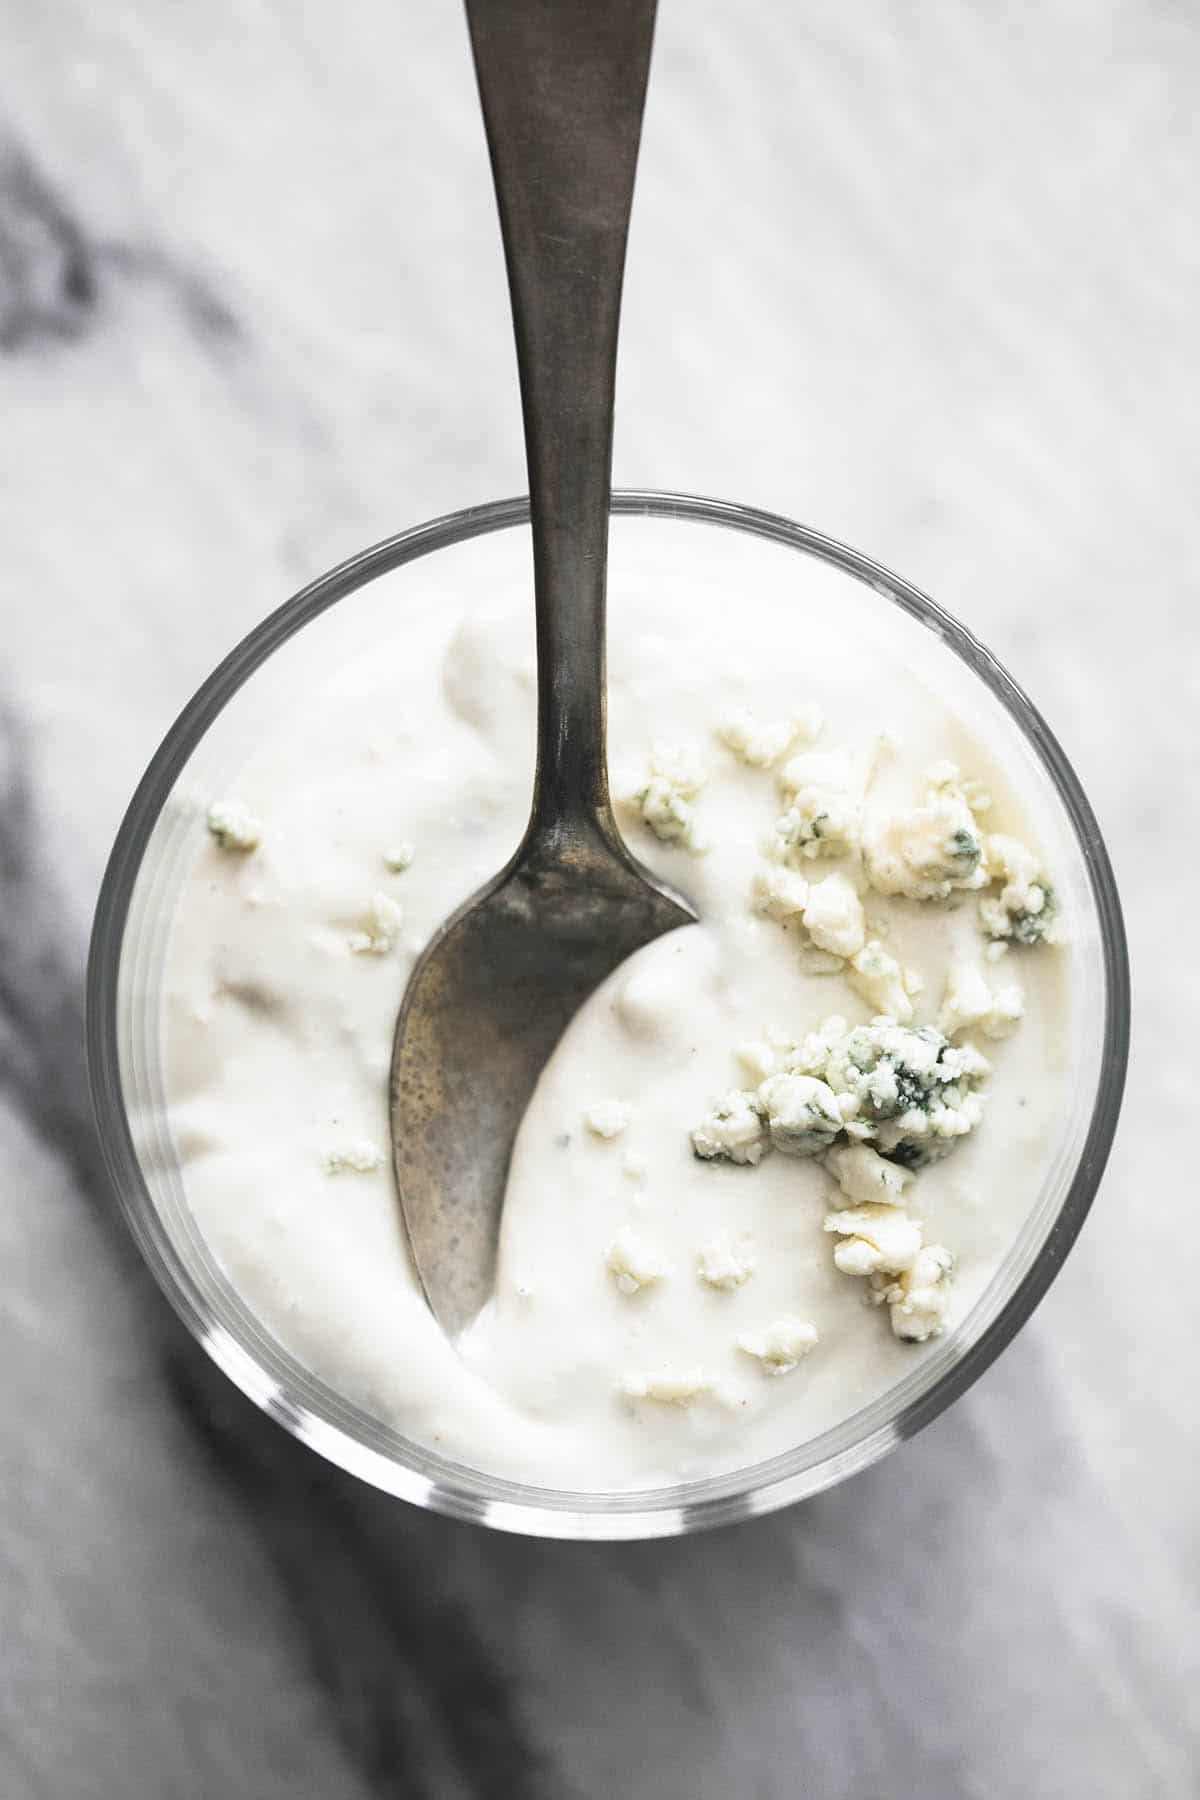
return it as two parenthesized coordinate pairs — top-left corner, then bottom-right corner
(389, 0), (695, 1336)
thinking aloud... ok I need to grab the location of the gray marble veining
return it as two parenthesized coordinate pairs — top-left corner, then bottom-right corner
(2, 2), (1197, 1795)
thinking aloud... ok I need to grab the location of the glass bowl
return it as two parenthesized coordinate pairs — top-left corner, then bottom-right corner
(87, 491), (1129, 1539)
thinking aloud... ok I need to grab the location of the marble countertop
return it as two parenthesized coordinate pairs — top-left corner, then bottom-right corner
(2, 2), (1196, 1794)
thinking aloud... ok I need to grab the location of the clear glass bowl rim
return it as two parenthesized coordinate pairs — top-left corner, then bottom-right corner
(86, 489), (1130, 1540)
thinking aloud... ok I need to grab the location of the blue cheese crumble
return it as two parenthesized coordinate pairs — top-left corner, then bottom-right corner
(817, 1017), (988, 1168)
(720, 1016), (986, 1171)
(322, 1141), (385, 1174)
(978, 834), (1060, 946)
(695, 1002), (990, 1172)
(348, 892), (404, 955)
(823, 1205), (924, 1276)
(691, 1091), (769, 1165)
(734, 1038), (780, 1084)
(696, 1233), (756, 1290)
(800, 873), (866, 959)
(825, 1140), (912, 1205)
(751, 867), (866, 963)
(606, 1227), (667, 1296)
(757, 1071), (845, 1157)
(847, 941), (919, 1023)
(622, 1369), (711, 1406)
(864, 765), (987, 900)
(751, 864), (811, 924)
(585, 1099), (633, 1139)
(822, 1140), (955, 1337)
(868, 1244), (955, 1341)
(716, 702), (823, 768)
(770, 748), (867, 862)
(630, 743), (709, 851)
(736, 1316), (819, 1374)
(939, 961), (1025, 1040)
(206, 800), (262, 853)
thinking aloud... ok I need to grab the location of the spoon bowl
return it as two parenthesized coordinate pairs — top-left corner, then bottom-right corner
(391, 819), (693, 1335)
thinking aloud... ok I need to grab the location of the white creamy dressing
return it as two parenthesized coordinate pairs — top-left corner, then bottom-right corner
(160, 520), (1071, 1491)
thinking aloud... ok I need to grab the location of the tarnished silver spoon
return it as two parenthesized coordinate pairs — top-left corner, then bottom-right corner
(389, 0), (695, 1335)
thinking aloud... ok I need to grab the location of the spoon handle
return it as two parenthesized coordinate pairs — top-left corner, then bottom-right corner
(465, 0), (657, 844)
